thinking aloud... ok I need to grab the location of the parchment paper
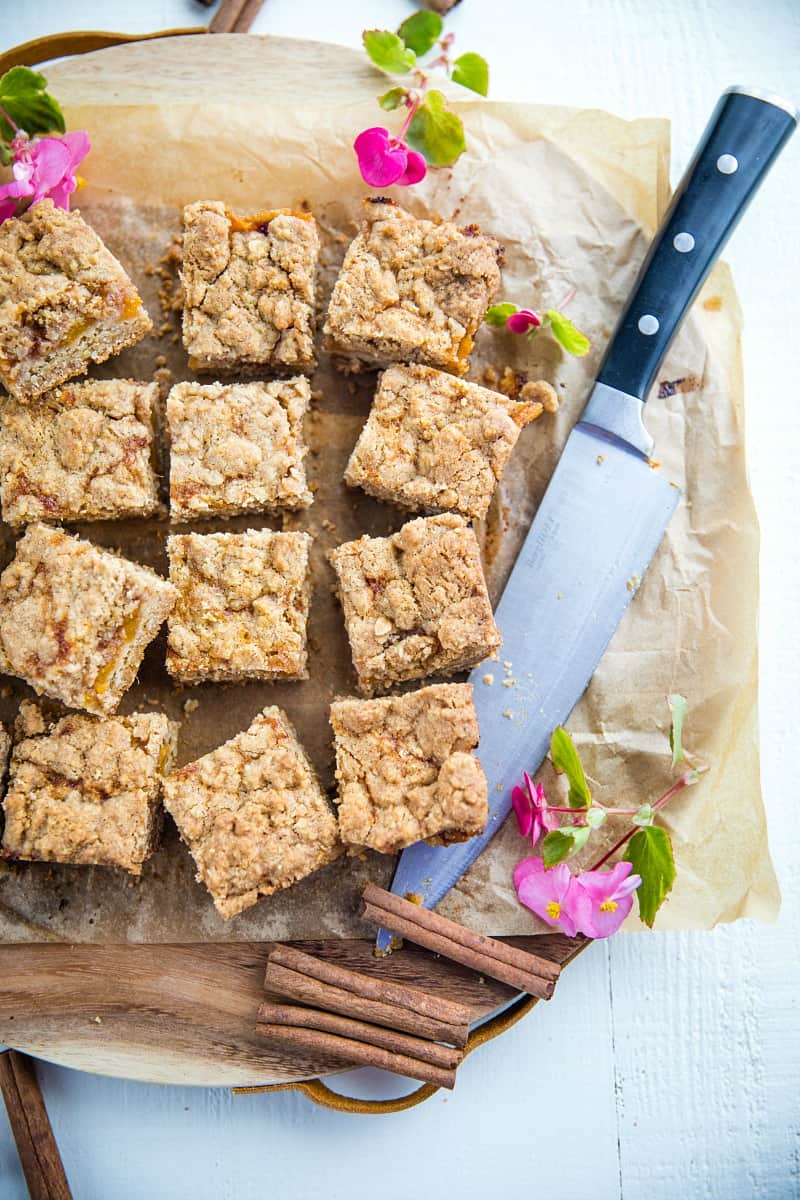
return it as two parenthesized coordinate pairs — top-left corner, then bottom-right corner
(0, 34), (777, 942)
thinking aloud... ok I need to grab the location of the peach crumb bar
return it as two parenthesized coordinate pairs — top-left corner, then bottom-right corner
(0, 523), (176, 715)
(0, 199), (152, 400)
(167, 378), (312, 521)
(1, 701), (177, 874)
(345, 363), (544, 521)
(0, 379), (161, 526)
(330, 683), (488, 855)
(181, 201), (319, 373)
(162, 706), (340, 919)
(166, 529), (312, 683)
(329, 513), (501, 696)
(323, 199), (503, 375)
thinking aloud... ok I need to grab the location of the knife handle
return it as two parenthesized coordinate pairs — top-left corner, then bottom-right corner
(597, 86), (797, 401)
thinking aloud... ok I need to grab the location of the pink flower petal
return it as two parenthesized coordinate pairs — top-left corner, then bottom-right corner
(353, 127), (407, 188)
(506, 308), (541, 334)
(514, 857), (580, 937)
(395, 149), (426, 187)
(512, 786), (534, 839)
(60, 130), (91, 172)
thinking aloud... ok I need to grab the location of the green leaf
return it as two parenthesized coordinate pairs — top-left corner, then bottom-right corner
(550, 726), (591, 809)
(542, 830), (574, 868)
(406, 90), (466, 167)
(632, 804), (654, 827)
(452, 52), (489, 96)
(397, 10), (443, 56)
(485, 302), (518, 327)
(378, 86), (406, 112)
(363, 30), (417, 76)
(668, 693), (688, 767)
(586, 806), (607, 830)
(0, 67), (65, 144)
(545, 309), (591, 357)
(624, 825), (676, 927)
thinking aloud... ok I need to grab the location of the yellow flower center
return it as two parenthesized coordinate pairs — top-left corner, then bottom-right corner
(599, 899), (618, 913)
(546, 901), (561, 920)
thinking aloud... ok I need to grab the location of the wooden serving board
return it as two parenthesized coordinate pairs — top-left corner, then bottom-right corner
(0, 935), (579, 1088)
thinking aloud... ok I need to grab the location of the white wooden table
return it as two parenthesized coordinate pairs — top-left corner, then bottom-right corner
(1, 2), (798, 1196)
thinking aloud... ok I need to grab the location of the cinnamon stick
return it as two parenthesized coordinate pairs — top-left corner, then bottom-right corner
(264, 947), (471, 1046)
(209, 0), (250, 33)
(256, 1003), (462, 1070)
(361, 884), (561, 1000)
(255, 1022), (457, 1090)
(230, 0), (267, 32)
(0, 1051), (72, 1200)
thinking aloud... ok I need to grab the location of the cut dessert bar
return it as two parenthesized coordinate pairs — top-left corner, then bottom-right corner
(345, 363), (544, 521)
(0, 523), (176, 716)
(0, 378), (161, 526)
(166, 529), (312, 683)
(330, 683), (488, 854)
(181, 201), (319, 373)
(329, 513), (501, 695)
(167, 378), (312, 521)
(0, 199), (152, 400)
(1, 700), (177, 874)
(323, 198), (503, 375)
(162, 706), (340, 919)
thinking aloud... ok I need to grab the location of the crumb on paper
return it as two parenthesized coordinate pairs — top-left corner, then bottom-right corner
(703, 295), (723, 312)
(596, 454), (605, 465)
(405, 892), (423, 905)
(627, 574), (641, 592)
(482, 672), (494, 685)
(93, 1015), (102, 1024)
(183, 698), (199, 716)
(519, 379), (559, 414)
(502, 708), (513, 719)
(502, 678), (516, 688)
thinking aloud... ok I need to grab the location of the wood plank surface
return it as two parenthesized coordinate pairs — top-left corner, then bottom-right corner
(0, 936), (575, 1087)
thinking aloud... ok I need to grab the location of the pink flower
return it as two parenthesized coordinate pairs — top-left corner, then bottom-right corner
(354, 127), (427, 188)
(0, 131), (90, 221)
(513, 856), (580, 937)
(511, 772), (558, 846)
(572, 861), (642, 939)
(506, 308), (541, 334)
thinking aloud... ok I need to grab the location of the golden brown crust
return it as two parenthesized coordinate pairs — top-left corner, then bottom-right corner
(0, 379), (161, 526)
(345, 363), (542, 520)
(323, 199), (502, 374)
(166, 529), (312, 683)
(167, 378), (312, 521)
(0, 523), (176, 715)
(1, 701), (178, 874)
(0, 200), (152, 400)
(162, 706), (341, 919)
(330, 683), (488, 854)
(181, 201), (319, 373)
(329, 513), (501, 695)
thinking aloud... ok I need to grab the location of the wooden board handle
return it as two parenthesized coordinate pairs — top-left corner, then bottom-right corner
(0, 28), (207, 76)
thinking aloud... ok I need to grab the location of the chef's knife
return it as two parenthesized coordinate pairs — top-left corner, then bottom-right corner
(376, 86), (797, 952)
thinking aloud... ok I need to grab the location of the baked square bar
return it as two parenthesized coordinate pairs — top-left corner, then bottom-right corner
(167, 378), (312, 521)
(329, 513), (501, 695)
(0, 379), (161, 527)
(162, 706), (340, 919)
(181, 201), (319, 373)
(345, 363), (544, 521)
(0, 523), (176, 715)
(0, 199), (152, 400)
(1, 701), (177, 874)
(323, 199), (503, 375)
(166, 529), (312, 683)
(330, 683), (488, 854)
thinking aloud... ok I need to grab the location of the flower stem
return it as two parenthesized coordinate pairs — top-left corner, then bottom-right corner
(0, 105), (19, 135)
(587, 768), (707, 871)
(398, 90), (423, 140)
